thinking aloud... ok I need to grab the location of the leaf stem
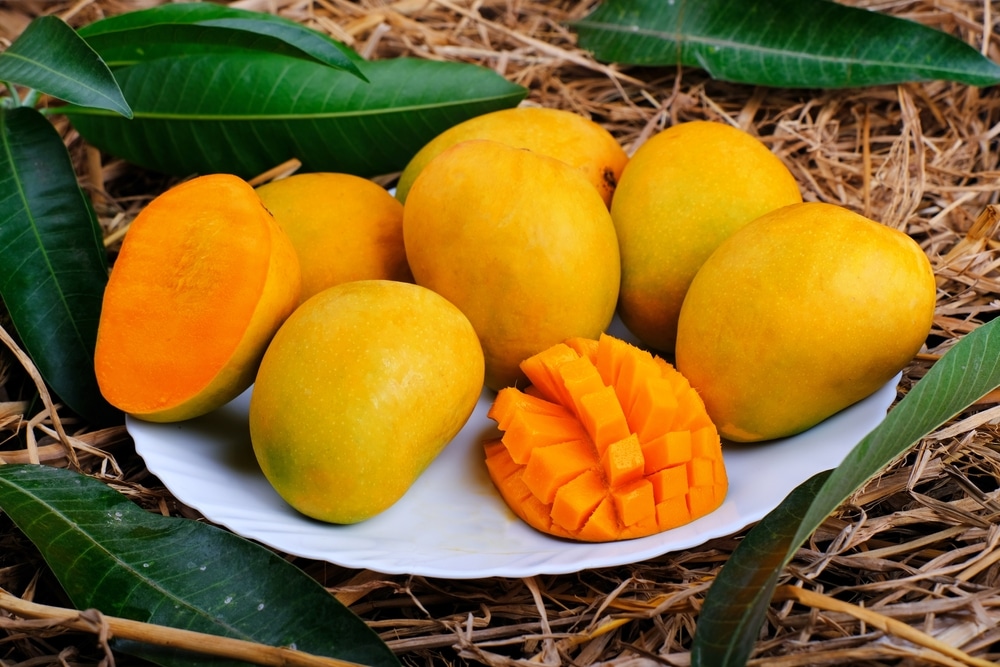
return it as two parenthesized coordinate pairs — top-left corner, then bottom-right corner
(21, 88), (41, 108)
(2, 82), (20, 107)
(0, 588), (374, 667)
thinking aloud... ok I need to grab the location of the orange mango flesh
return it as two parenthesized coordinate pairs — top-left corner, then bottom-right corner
(95, 174), (300, 422)
(484, 333), (728, 542)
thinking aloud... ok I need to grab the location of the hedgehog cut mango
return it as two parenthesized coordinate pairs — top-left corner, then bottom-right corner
(484, 334), (728, 542)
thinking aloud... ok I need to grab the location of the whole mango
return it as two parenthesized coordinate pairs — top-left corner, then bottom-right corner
(403, 139), (621, 390)
(675, 202), (936, 442)
(612, 120), (802, 352)
(249, 280), (484, 524)
(395, 106), (628, 207)
(255, 172), (411, 304)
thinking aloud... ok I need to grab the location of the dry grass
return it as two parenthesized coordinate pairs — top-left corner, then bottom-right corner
(2, 0), (1000, 665)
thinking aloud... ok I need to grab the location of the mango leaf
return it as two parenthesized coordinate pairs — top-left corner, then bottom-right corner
(0, 15), (131, 116)
(0, 464), (400, 667)
(60, 54), (526, 179)
(692, 315), (1000, 666)
(76, 2), (364, 80)
(572, 0), (1000, 89)
(0, 106), (119, 425)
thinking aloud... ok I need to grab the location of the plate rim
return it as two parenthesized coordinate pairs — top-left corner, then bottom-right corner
(128, 373), (900, 579)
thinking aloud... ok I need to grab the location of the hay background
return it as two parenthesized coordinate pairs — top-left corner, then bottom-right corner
(2, 0), (1000, 665)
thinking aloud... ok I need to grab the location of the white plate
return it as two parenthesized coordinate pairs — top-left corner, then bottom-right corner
(129, 359), (900, 579)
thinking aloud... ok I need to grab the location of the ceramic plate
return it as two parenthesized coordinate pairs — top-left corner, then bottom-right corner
(129, 365), (899, 579)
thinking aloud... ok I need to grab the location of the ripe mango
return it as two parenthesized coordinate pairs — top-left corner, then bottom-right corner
(403, 139), (621, 390)
(395, 106), (628, 207)
(95, 174), (301, 423)
(675, 202), (936, 442)
(248, 280), (484, 524)
(611, 120), (802, 352)
(255, 172), (411, 304)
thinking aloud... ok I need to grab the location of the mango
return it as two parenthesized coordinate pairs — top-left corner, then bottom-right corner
(611, 120), (802, 352)
(255, 172), (411, 304)
(675, 202), (936, 442)
(395, 106), (628, 207)
(485, 334), (727, 542)
(403, 139), (621, 390)
(249, 280), (484, 524)
(95, 174), (301, 423)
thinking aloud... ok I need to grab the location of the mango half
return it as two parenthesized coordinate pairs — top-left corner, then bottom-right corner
(95, 174), (300, 423)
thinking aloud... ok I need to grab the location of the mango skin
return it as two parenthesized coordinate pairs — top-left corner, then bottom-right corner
(403, 139), (621, 390)
(611, 120), (802, 353)
(255, 172), (411, 304)
(248, 280), (485, 524)
(675, 202), (937, 443)
(395, 106), (628, 207)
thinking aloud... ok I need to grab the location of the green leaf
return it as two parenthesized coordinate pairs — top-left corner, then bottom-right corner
(691, 472), (831, 665)
(693, 316), (1000, 666)
(0, 107), (118, 424)
(573, 0), (1000, 88)
(61, 54), (526, 179)
(0, 16), (131, 117)
(77, 2), (365, 81)
(0, 464), (400, 667)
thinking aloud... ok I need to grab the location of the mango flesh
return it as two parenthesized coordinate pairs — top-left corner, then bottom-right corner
(403, 139), (621, 391)
(611, 120), (802, 353)
(675, 202), (937, 442)
(249, 280), (485, 524)
(395, 106), (629, 207)
(255, 172), (411, 304)
(95, 174), (301, 423)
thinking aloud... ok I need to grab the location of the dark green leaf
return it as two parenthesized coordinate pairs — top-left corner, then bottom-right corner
(61, 54), (526, 179)
(0, 464), (400, 667)
(0, 16), (131, 116)
(0, 107), (118, 424)
(693, 316), (1000, 666)
(573, 0), (1000, 88)
(77, 2), (364, 80)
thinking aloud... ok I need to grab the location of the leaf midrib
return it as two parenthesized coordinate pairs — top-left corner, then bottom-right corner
(57, 93), (526, 121)
(576, 19), (975, 75)
(0, 112), (88, 355)
(4, 476), (257, 641)
(1, 51), (125, 110)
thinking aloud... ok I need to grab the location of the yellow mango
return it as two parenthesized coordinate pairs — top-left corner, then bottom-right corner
(395, 106), (628, 207)
(403, 139), (621, 390)
(249, 280), (484, 524)
(255, 172), (411, 304)
(611, 120), (802, 352)
(675, 202), (936, 443)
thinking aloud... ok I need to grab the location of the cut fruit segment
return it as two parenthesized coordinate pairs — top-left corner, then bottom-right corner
(501, 409), (588, 464)
(579, 385), (630, 453)
(488, 386), (572, 430)
(483, 333), (728, 542)
(612, 477), (655, 527)
(522, 438), (595, 504)
(600, 433), (644, 487)
(551, 469), (607, 533)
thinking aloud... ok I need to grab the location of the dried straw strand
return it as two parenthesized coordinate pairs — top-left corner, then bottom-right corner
(0, 588), (374, 667)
